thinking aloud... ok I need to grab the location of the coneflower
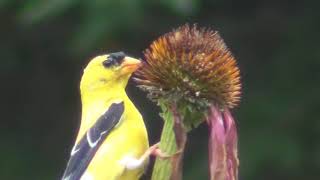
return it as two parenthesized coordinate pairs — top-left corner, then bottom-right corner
(135, 24), (241, 180)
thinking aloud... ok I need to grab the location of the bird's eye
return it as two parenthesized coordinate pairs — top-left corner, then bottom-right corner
(103, 59), (114, 68)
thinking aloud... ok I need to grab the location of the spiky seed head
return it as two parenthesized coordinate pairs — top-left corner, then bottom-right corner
(135, 24), (241, 111)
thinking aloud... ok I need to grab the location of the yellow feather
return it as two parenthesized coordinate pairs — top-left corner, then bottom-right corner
(76, 54), (148, 180)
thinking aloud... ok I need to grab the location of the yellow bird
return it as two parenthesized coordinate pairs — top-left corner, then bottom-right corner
(62, 52), (158, 180)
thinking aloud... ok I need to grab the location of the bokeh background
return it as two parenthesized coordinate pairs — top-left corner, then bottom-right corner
(1, 0), (319, 179)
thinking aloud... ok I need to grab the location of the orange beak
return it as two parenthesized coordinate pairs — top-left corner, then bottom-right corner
(121, 57), (142, 74)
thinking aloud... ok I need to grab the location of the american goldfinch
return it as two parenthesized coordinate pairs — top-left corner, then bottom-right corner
(61, 52), (158, 180)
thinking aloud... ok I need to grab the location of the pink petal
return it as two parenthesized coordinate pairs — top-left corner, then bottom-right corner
(208, 106), (239, 180)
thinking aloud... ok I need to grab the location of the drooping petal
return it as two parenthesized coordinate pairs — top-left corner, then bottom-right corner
(208, 105), (239, 180)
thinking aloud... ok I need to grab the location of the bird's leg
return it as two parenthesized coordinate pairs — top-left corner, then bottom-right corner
(119, 142), (172, 170)
(149, 142), (184, 159)
(148, 142), (170, 159)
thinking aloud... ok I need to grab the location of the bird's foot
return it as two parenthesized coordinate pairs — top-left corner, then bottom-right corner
(149, 142), (182, 159)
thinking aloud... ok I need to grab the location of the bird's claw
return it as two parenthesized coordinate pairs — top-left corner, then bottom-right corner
(149, 142), (182, 160)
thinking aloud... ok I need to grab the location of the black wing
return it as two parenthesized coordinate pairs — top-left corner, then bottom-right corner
(61, 102), (124, 180)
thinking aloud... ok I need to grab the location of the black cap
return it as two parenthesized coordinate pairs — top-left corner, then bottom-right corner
(103, 51), (126, 68)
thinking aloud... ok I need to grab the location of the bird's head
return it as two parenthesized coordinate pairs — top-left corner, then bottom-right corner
(80, 52), (141, 95)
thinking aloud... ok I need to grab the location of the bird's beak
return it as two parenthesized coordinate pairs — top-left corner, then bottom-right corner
(121, 57), (142, 74)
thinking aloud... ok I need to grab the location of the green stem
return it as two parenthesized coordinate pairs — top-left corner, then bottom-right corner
(151, 103), (187, 180)
(151, 105), (177, 180)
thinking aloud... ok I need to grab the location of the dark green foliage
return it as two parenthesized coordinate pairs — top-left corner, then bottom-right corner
(0, 0), (319, 180)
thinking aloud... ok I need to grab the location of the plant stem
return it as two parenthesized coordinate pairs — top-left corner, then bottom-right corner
(170, 104), (187, 180)
(151, 103), (187, 180)
(151, 105), (176, 180)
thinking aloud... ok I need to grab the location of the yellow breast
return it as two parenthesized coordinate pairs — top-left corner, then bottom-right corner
(78, 92), (149, 180)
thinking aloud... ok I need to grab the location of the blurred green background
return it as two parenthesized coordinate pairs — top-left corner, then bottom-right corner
(1, 0), (319, 179)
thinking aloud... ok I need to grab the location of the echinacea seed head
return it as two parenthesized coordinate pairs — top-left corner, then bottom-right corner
(135, 24), (241, 129)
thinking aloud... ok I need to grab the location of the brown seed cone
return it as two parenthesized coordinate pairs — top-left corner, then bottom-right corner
(135, 24), (241, 109)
